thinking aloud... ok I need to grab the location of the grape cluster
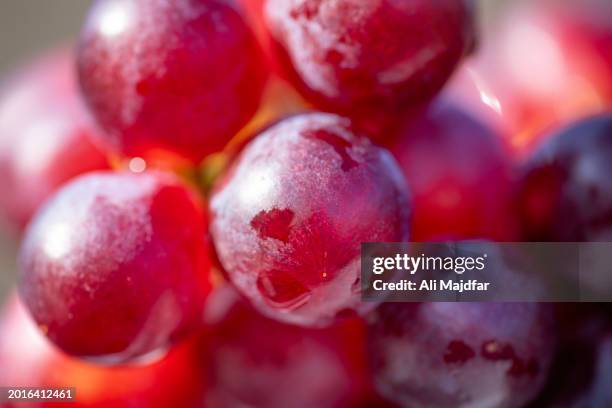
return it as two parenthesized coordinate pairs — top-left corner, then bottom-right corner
(0, 0), (610, 407)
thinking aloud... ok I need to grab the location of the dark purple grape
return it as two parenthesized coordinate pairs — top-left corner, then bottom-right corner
(518, 113), (612, 241)
(368, 302), (556, 408)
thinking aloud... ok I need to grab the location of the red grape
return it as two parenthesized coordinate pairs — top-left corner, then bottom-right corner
(210, 113), (410, 327)
(518, 113), (612, 241)
(389, 100), (517, 241)
(263, 0), (475, 135)
(0, 48), (109, 230)
(368, 302), (556, 408)
(18, 171), (211, 361)
(202, 284), (372, 408)
(0, 294), (206, 407)
(77, 0), (268, 163)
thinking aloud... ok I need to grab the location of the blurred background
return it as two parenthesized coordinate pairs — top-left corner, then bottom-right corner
(0, 1), (90, 303)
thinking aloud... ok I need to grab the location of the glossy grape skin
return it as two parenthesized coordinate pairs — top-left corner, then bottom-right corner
(202, 284), (373, 408)
(389, 100), (517, 241)
(518, 114), (612, 242)
(442, 62), (516, 147)
(263, 0), (475, 136)
(0, 294), (206, 408)
(0, 49), (109, 230)
(368, 302), (556, 408)
(210, 113), (410, 327)
(18, 171), (211, 361)
(77, 0), (268, 163)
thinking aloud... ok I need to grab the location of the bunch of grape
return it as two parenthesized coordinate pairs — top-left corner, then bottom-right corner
(0, 0), (611, 407)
